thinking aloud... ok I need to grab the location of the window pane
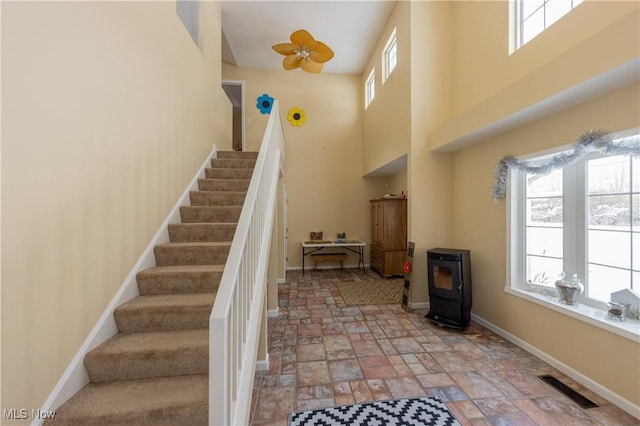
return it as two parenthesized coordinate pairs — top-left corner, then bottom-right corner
(527, 255), (563, 285)
(588, 155), (630, 195)
(633, 158), (640, 192)
(527, 227), (563, 257)
(588, 264), (630, 302)
(527, 198), (563, 225)
(588, 194), (631, 229)
(633, 232), (640, 272)
(522, 0), (545, 20)
(387, 41), (397, 73)
(588, 230), (630, 269)
(545, 0), (572, 27)
(365, 70), (375, 107)
(522, 9), (544, 44)
(527, 169), (562, 197)
(519, 0), (581, 49)
(634, 194), (640, 228)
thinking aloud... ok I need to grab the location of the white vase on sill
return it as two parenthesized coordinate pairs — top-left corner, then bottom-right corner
(555, 272), (583, 306)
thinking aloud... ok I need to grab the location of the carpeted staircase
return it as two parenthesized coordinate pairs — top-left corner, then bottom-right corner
(47, 151), (258, 426)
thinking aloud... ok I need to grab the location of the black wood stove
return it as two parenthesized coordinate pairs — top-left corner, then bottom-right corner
(425, 248), (472, 329)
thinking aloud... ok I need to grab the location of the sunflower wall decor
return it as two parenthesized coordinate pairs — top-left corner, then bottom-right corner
(287, 107), (306, 127)
(256, 93), (274, 114)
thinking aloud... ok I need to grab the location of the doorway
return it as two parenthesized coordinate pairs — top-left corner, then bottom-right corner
(222, 80), (245, 151)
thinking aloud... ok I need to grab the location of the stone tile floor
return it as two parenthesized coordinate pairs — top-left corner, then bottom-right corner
(250, 269), (638, 425)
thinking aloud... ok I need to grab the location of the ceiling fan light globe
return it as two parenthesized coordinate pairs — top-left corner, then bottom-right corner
(296, 47), (310, 59)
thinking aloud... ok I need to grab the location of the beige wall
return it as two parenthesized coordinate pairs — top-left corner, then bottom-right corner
(452, 0), (639, 115)
(407, 1), (456, 304)
(384, 170), (408, 197)
(1, 1), (231, 415)
(452, 82), (640, 408)
(360, 0), (640, 407)
(443, 0), (640, 408)
(362, 1), (412, 175)
(361, 1), (457, 306)
(432, 3), (639, 152)
(223, 64), (380, 269)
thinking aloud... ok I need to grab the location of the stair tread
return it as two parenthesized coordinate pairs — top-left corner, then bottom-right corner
(168, 223), (237, 227)
(206, 167), (254, 170)
(217, 150), (258, 156)
(180, 205), (241, 210)
(140, 264), (225, 274)
(189, 191), (247, 207)
(136, 266), (223, 296)
(48, 374), (207, 424)
(156, 241), (232, 247)
(90, 329), (208, 356)
(190, 190), (247, 195)
(199, 178), (250, 182)
(117, 293), (216, 311)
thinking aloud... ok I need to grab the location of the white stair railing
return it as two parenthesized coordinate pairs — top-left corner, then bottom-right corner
(209, 101), (285, 425)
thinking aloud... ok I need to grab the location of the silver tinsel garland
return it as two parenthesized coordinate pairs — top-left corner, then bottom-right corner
(492, 130), (640, 199)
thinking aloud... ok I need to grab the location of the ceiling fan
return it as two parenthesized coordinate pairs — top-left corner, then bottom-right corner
(272, 29), (335, 73)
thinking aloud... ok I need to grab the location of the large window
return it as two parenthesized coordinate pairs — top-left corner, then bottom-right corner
(586, 155), (640, 302)
(365, 68), (375, 108)
(382, 28), (397, 83)
(511, 137), (640, 310)
(525, 167), (564, 286)
(517, 0), (583, 48)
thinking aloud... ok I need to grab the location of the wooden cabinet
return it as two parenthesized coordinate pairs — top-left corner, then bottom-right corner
(370, 198), (407, 277)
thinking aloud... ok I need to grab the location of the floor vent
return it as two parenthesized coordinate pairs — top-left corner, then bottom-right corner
(538, 375), (599, 409)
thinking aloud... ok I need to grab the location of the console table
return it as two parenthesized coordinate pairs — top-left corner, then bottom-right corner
(301, 240), (366, 275)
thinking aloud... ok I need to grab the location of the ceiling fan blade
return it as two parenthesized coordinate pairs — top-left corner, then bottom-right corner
(283, 54), (300, 70)
(309, 41), (334, 63)
(290, 29), (317, 50)
(272, 43), (299, 55)
(300, 59), (323, 73)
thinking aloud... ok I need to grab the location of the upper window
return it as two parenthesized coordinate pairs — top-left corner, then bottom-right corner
(509, 135), (640, 310)
(365, 68), (376, 108)
(517, 0), (583, 48)
(382, 28), (397, 83)
(177, 0), (200, 46)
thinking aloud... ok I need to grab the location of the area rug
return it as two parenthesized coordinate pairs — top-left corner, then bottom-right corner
(289, 396), (461, 426)
(336, 279), (403, 305)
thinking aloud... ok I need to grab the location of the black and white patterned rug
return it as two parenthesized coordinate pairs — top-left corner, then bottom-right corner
(289, 396), (461, 426)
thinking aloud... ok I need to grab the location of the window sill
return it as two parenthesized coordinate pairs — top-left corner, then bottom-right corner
(505, 287), (640, 342)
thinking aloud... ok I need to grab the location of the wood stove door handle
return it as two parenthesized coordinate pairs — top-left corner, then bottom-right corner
(457, 281), (463, 290)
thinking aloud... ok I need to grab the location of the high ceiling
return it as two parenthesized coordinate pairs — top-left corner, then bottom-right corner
(221, 1), (396, 75)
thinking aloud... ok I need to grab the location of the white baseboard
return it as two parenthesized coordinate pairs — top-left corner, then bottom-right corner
(267, 308), (279, 318)
(287, 263), (370, 271)
(36, 145), (219, 424)
(255, 353), (270, 372)
(471, 313), (640, 420)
